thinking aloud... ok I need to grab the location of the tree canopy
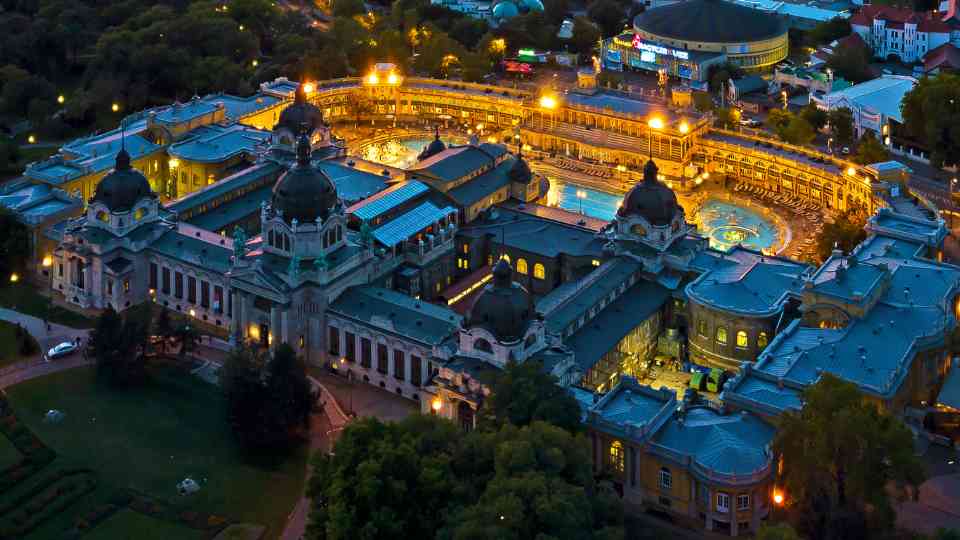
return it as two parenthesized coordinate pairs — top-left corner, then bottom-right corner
(814, 209), (866, 263)
(851, 130), (889, 165)
(90, 303), (153, 386)
(827, 108), (855, 146)
(0, 207), (30, 281)
(826, 44), (873, 84)
(901, 73), (960, 168)
(481, 359), (583, 433)
(774, 374), (924, 540)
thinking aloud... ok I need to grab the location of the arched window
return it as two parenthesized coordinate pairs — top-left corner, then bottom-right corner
(501, 254), (511, 264)
(609, 440), (625, 473)
(697, 319), (708, 337)
(134, 207), (146, 221)
(533, 263), (546, 280)
(758, 332), (768, 349)
(736, 330), (748, 348)
(96, 211), (109, 223)
(474, 338), (493, 353)
(517, 258), (528, 275)
(716, 326), (727, 345)
(268, 230), (275, 247)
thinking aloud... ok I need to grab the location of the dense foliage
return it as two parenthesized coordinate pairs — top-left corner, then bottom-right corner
(901, 73), (960, 168)
(774, 375), (924, 540)
(0, 207), (30, 280)
(481, 359), (583, 433)
(814, 209), (866, 263)
(90, 304), (152, 385)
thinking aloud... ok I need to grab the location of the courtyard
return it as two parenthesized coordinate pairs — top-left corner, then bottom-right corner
(0, 365), (308, 539)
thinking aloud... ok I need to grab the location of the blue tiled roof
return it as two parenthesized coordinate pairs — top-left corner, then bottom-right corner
(153, 99), (219, 125)
(27, 131), (162, 185)
(167, 161), (282, 215)
(372, 201), (457, 248)
(0, 181), (81, 224)
(316, 162), (388, 204)
(539, 257), (643, 334)
(168, 124), (270, 163)
(328, 286), (461, 345)
(809, 256), (886, 302)
(187, 184), (273, 232)
(567, 280), (669, 371)
(149, 229), (233, 273)
(459, 206), (606, 259)
(202, 93), (281, 120)
(447, 159), (513, 206)
(586, 378), (677, 440)
(347, 180), (429, 221)
(723, 371), (803, 415)
(653, 407), (775, 477)
(407, 143), (508, 183)
(687, 247), (810, 316)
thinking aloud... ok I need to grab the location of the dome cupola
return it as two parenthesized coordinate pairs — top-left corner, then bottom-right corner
(418, 126), (447, 161)
(617, 159), (680, 226)
(275, 82), (325, 135)
(509, 145), (533, 184)
(271, 132), (339, 224)
(90, 149), (155, 212)
(465, 258), (535, 342)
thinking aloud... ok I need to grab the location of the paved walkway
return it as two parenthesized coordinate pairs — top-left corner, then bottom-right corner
(0, 307), (92, 388)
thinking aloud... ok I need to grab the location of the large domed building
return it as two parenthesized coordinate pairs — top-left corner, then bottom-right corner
(607, 0), (788, 81)
(271, 133), (339, 225)
(491, 0), (544, 21)
(612, 158), (692, 252)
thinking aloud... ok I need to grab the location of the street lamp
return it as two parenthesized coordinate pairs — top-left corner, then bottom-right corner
(781, 90), (788, 110)
(27, 135), (35, 144)
(57, 94), (65, 105)
(679, 121), (690, 134)
(576, 189), (587, 215)
(302, 81), (316, 94)
(827, 137), (833, 154)
(9, 273), (18, 283)
(431, 397), (442, 414)
(647, 116), (664, 158)
(112, 103), (120, 113)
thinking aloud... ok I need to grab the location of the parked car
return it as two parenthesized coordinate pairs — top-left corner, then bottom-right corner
(841, 146), (850, 155)
(47, 341), (78, 359)
(739, 118), (761, 127)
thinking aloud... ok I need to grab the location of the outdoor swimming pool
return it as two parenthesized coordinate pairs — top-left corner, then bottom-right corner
(360, 136), (464, 169)
(697, 199), (779, 252)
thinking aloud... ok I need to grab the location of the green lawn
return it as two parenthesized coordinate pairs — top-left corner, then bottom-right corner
(83, 509), (206, 540)
(0, 320), (24, 368)
(0, 433), (20, 470)
(4, 366), (308, 539)
(0, 284), (95, 329)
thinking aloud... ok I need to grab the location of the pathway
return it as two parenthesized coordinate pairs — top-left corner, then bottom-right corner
(0, 307), (92, 389)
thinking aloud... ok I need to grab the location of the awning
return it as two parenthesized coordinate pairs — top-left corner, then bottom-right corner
(937, 360), (960, 411)
(372, 201), (457, 248)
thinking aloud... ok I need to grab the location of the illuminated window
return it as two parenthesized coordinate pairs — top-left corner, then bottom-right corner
(134, 207), (146, 221)
(717, 492), (730, 513)
(462, 244), (469, 254)
(96, 211), (109, 222)
(716, 326), (727, 345)
(501, 254), (510, 264)
(517, 258), (528, 275)
(609, 441), (625, 473)
(592, 259), (600, 267)
(758, 332), (768, 349)
(697, 319), (708, 337)
(533, 263), (545, 280)
(487, 255), (493, 265)
(659, 467), (672, 489)
(123, 279), (130, 293)
(737, 494), (750, 510)
(736, 330), (748, 348)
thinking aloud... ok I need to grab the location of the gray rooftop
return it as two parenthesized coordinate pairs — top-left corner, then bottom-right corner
(688, 247), (811, 316)
(460, 206), (606, 259)
(328, 286), (462, 346)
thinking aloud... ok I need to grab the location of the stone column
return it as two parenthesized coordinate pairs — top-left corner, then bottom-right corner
(270, 304), (281, 348)
(229, 290), (240, 343)
(386, 345), (395, 377)
(240, 293), (250, 340)
(404, 351), (413, 383)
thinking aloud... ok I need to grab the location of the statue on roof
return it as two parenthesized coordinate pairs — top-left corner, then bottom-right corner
(359, 220), (373, 246)
(288, 253), (301, 280)
(313, 251), (329, 273)
(232, 226), (248, 259)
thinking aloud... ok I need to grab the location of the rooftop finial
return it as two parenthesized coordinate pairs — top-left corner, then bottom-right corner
(296, 123), (311, 166)
(116, 122), (130, 170)
(517, 137), (522, 159)
(434, 124), (440, 140)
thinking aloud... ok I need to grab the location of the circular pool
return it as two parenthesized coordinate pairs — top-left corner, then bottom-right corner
(359, 136), (465, 169)
(696, 199), (779, 252)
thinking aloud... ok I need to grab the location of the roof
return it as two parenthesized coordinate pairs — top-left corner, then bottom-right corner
(459, 205), (606, 259)
(563, 91), (674, 119)
(925, 43), (960, 72)
(407, 143), (508, 183)
(687, 247), (811, 316)
(347, 180), (430, 221)
(149, 227), (234, 273)
(0, 181), (81, 225)
(724, 371), (804, 415)
(444, 355), (502, 386)
(539, 257), (643, 334)
(167, 123), (270, 163)
(566, 280), (670, 372)
(328, 286), (462, 346)
(938, 360), (960, 410)
(26, 131), (162, 185)
(822, 75), (917, 123)
(730, 0), (849, 21)
(372, 201), (457, 248)
(167, 161), (282, 215)
(653, 406), (775, 478)
(316, 161), (389, 204)
(808, 256), (886, 303)
(447, 159), (513, 206)
(850, 5), (951, 32)
(634, 0), (787, 43)
(203, 93), (281, 120)
(152, 99), (219, 125)
(187, 184), (273, 232)
(500, 201), (608, 231)
(730, 75), (768, 95)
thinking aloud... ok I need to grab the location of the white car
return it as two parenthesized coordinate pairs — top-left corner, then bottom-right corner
(47, 341), (78, 359)
(739, 118), (761, 127)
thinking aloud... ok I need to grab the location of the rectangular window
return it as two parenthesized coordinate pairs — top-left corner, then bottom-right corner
(150, 263), (158, 290)
(214, 286), (223, 313)
(58, 263), (63, 277)
(411, 355), (422, 386)
(200, 281), (210, 308)
(737, 494), (750, 511)
(175, 272), (183, 299)
(361, 338), (372, 368)
(394, 350), (405, 380)
(188, 276), (197, 303)
(660, 469), (672, 490)
(328, 326), (340, 355)
(107, 280), (113, 295)
(345, 332), (356, 362)
(123, 279), (130, 293)
(717, 493), (730, 513)
(161, 267), (170, 294)
(377, 344), (388, 374)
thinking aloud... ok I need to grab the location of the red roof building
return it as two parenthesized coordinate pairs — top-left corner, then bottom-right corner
(924, 42), (960, 73)
(849, 5), (954, 62)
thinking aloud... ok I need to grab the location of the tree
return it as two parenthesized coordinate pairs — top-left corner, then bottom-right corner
(173, 321), (200, 361)
(693, 92), (714, 113)
(766, 108), (795, 139)
(332, 0), (366, 18)
(587, 0), (626, 38)
(707, 62), (744, 94)
(852, 131), (889, 165)
(154, 307), (173, 354)
(826, 44), (873, 84)
(901, 73), (960, 168)
(800, 102), (828, 131)
(482, 360), (583, 433)
(224, 343), (315, 450)
(774, 375), (924, 540)
(815, 209), (866, 263)
(715, 107), (737, 128)
(0, 207), (30, 281)
(90, 305), (151, 386)
(804, 18), (851, 47)
(780, 115), (816, 145)
(90, 308), (123, 371)
(570, 16), (601, 56)
(827, 107), (854, 146)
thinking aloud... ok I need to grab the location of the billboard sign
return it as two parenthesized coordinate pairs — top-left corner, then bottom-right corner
(631, 34), (690, 60)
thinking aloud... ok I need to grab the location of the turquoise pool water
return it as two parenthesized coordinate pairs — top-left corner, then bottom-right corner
(360, 136), (464, 169)
(546, 179), (623, 221)
(697, 199), (778, 252)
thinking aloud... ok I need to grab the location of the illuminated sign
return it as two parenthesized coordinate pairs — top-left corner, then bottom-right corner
(640, 51), (656, 63)
(631, 34), (690, 60)
(504, 60), (533, 73)
(518, 48), (536, 56)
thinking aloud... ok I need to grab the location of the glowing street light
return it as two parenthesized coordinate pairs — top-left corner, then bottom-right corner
(679, 121), (690, 134)
(111, 103), (120, 113)
(27, 135), (35, 144)
(576, 189), (587, 215)
(647, 116), (664, 158)
(387, 72), (399, 85)
(648, 117), (664, 130)
(489, 38), (506, 55)
(302, 81), (316, 94)
(251, 59), (258, 68)
(773, 489), (785, 506)
(42, 256), (52, 268)
(539, 95), (557, 109)
(431, 397), (442, 413)
(846, 166), (856, 177)
(9, 273), (18, 283)
(57, 94), (65, 105)
(366, 72), (379, 85)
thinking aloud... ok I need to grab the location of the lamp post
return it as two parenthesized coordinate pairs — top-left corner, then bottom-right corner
(781, 90), (788, 110)
(827, 137), (833, 154)
(576, 189), (587, 215)
(647, 117), (664, 159)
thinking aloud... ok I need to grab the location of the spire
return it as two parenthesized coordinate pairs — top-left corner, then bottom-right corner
(296, 124), (311, 166)
(434, 124), (440, 141)
(116, 124), (130, 170)
(493, 257), (512, 288)
(643, 158), (658, 184)
(295, 81), (307, 104)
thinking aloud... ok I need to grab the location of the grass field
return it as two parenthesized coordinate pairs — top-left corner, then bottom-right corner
(0, 284), (95, 329)
(0, 320), (25, 368)
(0, 433), (20, 470)
(4, 366), (308, 539)
(83, 509), (206, 540)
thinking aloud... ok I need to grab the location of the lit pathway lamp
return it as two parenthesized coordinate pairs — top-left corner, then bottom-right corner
(576, 189), (587, 215)
(539, 94), (557, 131)
(431, 397), (442, 415)
(647, 116), (664, 159)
